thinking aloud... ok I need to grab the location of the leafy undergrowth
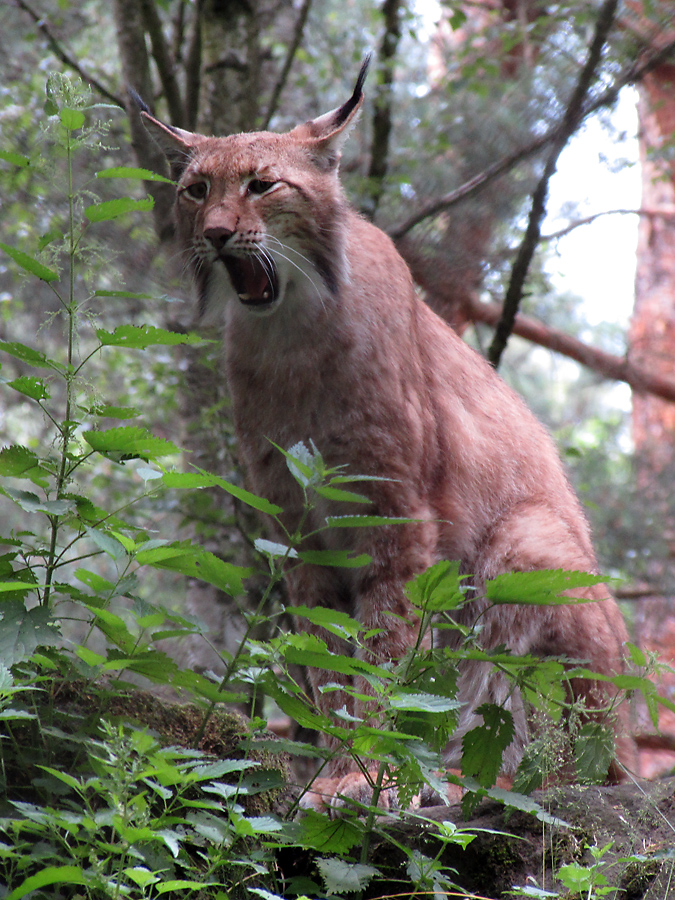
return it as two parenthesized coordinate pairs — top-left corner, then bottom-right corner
(1, 76), (674, 900)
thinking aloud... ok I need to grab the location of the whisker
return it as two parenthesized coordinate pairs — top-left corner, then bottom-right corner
(264, 237), (327, 309)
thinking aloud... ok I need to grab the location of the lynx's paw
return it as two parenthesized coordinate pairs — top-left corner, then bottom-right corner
(299, 771), (469, 816)
(298, 776), (343, 813)
(329, 771), (401, 814)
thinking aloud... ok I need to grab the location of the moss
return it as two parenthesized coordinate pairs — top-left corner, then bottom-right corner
(2, 677), (291, 816)
(619, 858), (663, 900)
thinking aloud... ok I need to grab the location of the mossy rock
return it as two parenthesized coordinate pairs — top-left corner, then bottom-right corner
(1, 677), (292, 816)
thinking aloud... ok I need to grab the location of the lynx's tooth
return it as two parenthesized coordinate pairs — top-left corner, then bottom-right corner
(238, 293), (251, 301)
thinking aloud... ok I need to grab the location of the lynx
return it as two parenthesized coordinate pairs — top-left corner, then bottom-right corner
(137, 59), (636, 808)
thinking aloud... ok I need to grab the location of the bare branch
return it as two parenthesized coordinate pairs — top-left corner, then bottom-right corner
(139, 0), (185, 127)
(363, 0), (404, 219)
(261, 0), (313, 131)
(468, 296), (675, 403)
(487, 0), (620, 368)
(183, 0), (203, 131)
(13, 0), (123, 106)
(388, 34), (675, 241)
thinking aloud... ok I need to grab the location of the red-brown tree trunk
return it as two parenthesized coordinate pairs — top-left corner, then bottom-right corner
(628, 59), (675, 776)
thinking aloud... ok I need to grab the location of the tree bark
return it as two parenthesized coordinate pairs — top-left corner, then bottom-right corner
(626, 39), (675, 774)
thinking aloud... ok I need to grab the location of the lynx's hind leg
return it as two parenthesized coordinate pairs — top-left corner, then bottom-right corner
(469, 503), (636, 780)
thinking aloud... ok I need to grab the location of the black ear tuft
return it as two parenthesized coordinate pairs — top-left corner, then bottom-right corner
(333, 54), (372, 129)
(127, 87), (151, 115)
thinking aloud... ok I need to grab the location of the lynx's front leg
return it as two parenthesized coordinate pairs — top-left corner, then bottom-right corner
(298, 522), (437, 812)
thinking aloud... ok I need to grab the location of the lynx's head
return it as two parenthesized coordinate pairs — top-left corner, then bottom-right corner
(138, 58), (370, 323)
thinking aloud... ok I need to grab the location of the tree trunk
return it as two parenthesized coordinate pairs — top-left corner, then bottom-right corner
(628, 59), (675, 776)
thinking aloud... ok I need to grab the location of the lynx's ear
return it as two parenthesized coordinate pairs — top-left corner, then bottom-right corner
(128, 89), (204, 179)
(293, 54), (371, 170)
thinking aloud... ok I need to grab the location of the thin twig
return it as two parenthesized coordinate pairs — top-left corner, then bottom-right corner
(388, 34), (675, 241)
(261, 0), (313, 131)
(487, 0), (620, 368)
(13, 0), (123, 106)
(542, 206), (675, 241)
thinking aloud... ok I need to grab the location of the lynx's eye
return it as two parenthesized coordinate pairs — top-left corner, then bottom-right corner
(184, 180), (209, 201)
(247, 178), (277, 196)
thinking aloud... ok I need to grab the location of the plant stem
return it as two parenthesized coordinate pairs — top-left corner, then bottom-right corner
(43, 124), (78, 609)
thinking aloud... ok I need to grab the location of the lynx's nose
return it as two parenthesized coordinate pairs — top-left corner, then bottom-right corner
(204, 226), (234, 253)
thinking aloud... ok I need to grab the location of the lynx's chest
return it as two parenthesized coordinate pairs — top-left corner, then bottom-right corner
(223, 306), (359, 506)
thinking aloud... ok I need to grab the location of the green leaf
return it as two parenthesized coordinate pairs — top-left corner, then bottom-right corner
(163, 469), (283, 514)
(6, 376), (50, 401)
(486, 569), (608, 605)
(135, 544), (250, 596)
(97, 324), (204, 349)
(292, 808), (362, 852)
(0, 151), (30, 168)
(316, 858), (380, 895)
(0, 340), (55, 369)
(0, 445), (48, 485)
(0, 601), (58, 667)
(94, 289), (155, 299)
(86, 526), (129, 561)
(187, 760), (258, 782)
(389, 691), (463, 713)
(74, 646), (105, 667)
(95, 166), (174, 183)
(0, 583), (36, 595)
(298, 549), (371, 568)
(557, 862), (608, 893)
(484, 784), (569, 826)
(406, 560), (467, 612)
(84, 197), (154, 222)
(279, 632), (387, 678)
(462, 704), (514, 787)
(625, 641), (647, 667)
(255, 538), (297, 559)
(88, 403), (139, 419)
(574, 722), (614, 784)
(314, 485), (370, 504)
(6, 866), (88, 900)
(0, 243), (58, 282)
(156, 881), (219, 895)
(292, 605), (365, 639)
(103, 649), (179, 682)
(325, 514), (414, 528)
(124, 868), (159, 888)
(82, 426), (180, 460)
(59, 107), (85, 130)
(229, 812), (282, 836)
(3, 487), (74, 516)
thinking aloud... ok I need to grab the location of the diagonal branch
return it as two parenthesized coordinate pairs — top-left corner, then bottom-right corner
(388, 34), (675, 242)
(261, 0), (313, 131)
(487, 0), (620, 368)
(468, 296), (675, 403)
(13, 0), (123, 106)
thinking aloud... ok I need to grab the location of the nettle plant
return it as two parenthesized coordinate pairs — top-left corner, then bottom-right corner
(0, 76), (669, 900)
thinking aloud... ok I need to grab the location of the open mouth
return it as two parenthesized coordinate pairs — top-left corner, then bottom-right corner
(221, 254), (279, 308)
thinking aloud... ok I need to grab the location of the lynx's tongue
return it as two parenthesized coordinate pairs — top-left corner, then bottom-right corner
(223, 255), (279, 307)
